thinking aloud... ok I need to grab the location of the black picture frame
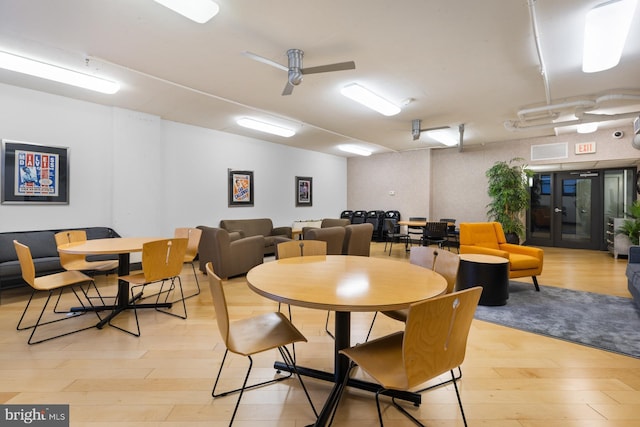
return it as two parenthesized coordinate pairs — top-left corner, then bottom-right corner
(228, 170), (254, 206)
(296, 176), (312, 207)
(1, 139), (69, 204)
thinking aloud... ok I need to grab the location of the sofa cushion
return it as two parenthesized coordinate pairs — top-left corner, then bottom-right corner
(0, 231), (58, 262)
(509, 253), (540, 270)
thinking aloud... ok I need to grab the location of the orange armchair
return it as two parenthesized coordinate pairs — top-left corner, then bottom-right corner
(459, 222), (543, 291)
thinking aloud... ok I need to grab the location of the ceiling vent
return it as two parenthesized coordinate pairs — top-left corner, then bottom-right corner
(531, 142), (568, 161)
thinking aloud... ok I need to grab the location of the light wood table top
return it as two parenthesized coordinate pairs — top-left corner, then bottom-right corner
(57, 237), (163, 255)
(247, 255), (447, 312)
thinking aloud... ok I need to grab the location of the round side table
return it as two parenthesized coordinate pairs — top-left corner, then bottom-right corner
(456, 253), (509, 306)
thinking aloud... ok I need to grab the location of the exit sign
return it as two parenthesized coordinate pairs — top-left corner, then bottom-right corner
(575, 142), (596, 154)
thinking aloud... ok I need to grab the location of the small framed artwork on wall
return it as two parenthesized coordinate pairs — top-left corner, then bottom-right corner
(296, 176), (312, 207)
(228, 169), (254, 206)
(1, 139), (70, 204)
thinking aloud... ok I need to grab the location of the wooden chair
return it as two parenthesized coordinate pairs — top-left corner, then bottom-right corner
(118, 238), (188, 336)
(276, 239), (327, 259)
(366, 247), (460, 339)
(335, 287), (482, 427)
(174, 227), (202, 299)
(13, 240), (102, 344)
(276, 240), (328, 340)
(206, 262), (317, 426)
(54, 230), (118, 273)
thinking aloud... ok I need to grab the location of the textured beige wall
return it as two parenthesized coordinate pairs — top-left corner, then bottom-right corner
(347, 149), (431, 219)
(348, 124), (640, 223)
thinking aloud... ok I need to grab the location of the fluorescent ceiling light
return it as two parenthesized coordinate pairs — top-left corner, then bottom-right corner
(338, 144), (372, 156)
(582, 0), (637, 73)
(426, 129), (458, 146)
(0, 50), (120, 94)
(237, 118), (295, 137)
(341, 83), (401, 116)
(154, 0), (220, 24)
(577, 122), (598, 133)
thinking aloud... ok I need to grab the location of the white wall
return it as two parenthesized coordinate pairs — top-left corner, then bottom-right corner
(0, 83), (347, 235)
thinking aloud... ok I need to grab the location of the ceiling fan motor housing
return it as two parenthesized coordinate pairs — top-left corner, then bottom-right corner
(287, 49), (304, 85)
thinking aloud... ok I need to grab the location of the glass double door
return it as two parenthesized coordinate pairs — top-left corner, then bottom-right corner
(528, 172), (603, 249)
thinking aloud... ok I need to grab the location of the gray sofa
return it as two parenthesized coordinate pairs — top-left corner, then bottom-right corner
(219, 218), (291, 255)
(625, 246), (640, 309)
(0, 227), (120, 294)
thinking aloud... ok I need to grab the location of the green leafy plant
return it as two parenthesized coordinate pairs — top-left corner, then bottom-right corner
(617, 200), (640, 245)
(486, 157), (533, 242)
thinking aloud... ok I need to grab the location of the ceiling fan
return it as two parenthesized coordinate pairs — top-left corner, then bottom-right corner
(243, 48), (356, 96)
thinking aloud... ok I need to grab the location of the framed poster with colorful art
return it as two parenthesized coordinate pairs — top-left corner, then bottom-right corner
(1, 139), (69, 204)
(228, 170), (254, 206)
(295, 176), (312, 206)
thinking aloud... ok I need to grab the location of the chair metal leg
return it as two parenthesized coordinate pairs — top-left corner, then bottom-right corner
(182, 261), (201, 300)
(155, 276), (188, 319)
(325, 310), (335, 339)
(18, 284), (101, 345)
(365, 311), (378, 342)
(415, 366), (462, 392)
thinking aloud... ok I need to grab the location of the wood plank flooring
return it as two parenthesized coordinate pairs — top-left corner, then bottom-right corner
(0, 244), (639, 426)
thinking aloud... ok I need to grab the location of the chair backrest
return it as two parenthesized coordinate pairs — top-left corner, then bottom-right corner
(402, 286), (482, 389)
(206, 262), (231, 347)
(54, 230), (88, 268)
(383, 218), (398, 234)
(423, 221), (449, 239)
(351, 210), (367, 224)
(141, 238), (188, 283)
(440, 218), (457, 232)
(13, 240), (36, 288)
(343, 223), (374, 256)
(276, 240), (327, 259)
(410, 246), (460, 294)
(459, 222), (505, 248)
(302, 226), (345, 255)
(174, 227), (202, 262)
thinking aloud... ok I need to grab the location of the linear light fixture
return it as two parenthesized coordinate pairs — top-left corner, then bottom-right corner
(582, 0), (638, 73)
(0, 50), (120, 94)
(341, 83), (401, 116)
(237, 118), (296, 137)
(338, 144), (372, 156)
(577, 122), (598, 133)
(426, 129), (458, 146)
(154, 0), (220, 24)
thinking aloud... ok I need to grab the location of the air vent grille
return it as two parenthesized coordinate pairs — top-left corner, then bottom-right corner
(531, 142), (568, 161)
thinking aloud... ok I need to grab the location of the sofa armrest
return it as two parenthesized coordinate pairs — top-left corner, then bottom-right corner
(629, 246), (640, 264)
(271, 226), (292, 238)
(459, 244), (509, 259)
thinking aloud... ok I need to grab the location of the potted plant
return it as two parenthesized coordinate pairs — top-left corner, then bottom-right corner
(617, 200), (640, 245)
(486, 157), (533, 244)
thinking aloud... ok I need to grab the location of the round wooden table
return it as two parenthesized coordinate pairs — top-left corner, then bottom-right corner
(58, 237), (164, 331)
(247, 255), (447, 426)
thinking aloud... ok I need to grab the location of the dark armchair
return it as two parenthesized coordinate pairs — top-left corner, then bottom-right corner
(197, 226), (265, 280)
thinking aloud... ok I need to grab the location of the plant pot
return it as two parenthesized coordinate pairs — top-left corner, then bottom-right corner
(505, 232), (520, 244)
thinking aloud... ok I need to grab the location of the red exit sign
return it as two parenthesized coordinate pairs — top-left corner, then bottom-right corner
(575, 142), (596, 154)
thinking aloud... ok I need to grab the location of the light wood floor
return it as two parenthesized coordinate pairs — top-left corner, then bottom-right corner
(1, 244), (639, 426)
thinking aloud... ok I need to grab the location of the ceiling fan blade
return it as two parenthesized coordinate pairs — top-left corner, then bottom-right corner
(243, 51), (288, 72)
(301, 61), (356, 75)
(282, 81), (295, 96)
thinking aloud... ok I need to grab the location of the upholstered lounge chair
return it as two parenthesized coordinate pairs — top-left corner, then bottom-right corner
(459, 222), (543, 291)
(197, 226), (264, 280)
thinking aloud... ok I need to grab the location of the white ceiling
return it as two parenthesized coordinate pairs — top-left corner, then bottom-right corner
(0, 0), (639, 157)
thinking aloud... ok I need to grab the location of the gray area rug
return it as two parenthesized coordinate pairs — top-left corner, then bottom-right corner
(474, 281), (640, 358)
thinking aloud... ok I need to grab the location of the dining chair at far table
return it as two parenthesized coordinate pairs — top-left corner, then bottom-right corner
(333, 286), (482, 427)
(174, 227), (202, 299)
(206, 262), (318, 426)
(117, 238), (188, 337)
(54, 230), (118, 274)
(13, 240), (104, 345)
(383, 217), (409, 255)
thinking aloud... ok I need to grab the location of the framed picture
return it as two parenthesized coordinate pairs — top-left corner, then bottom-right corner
(296, 176), (312, 206)
(1, 139), (69, 204)
(228, 170), (254, 206)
